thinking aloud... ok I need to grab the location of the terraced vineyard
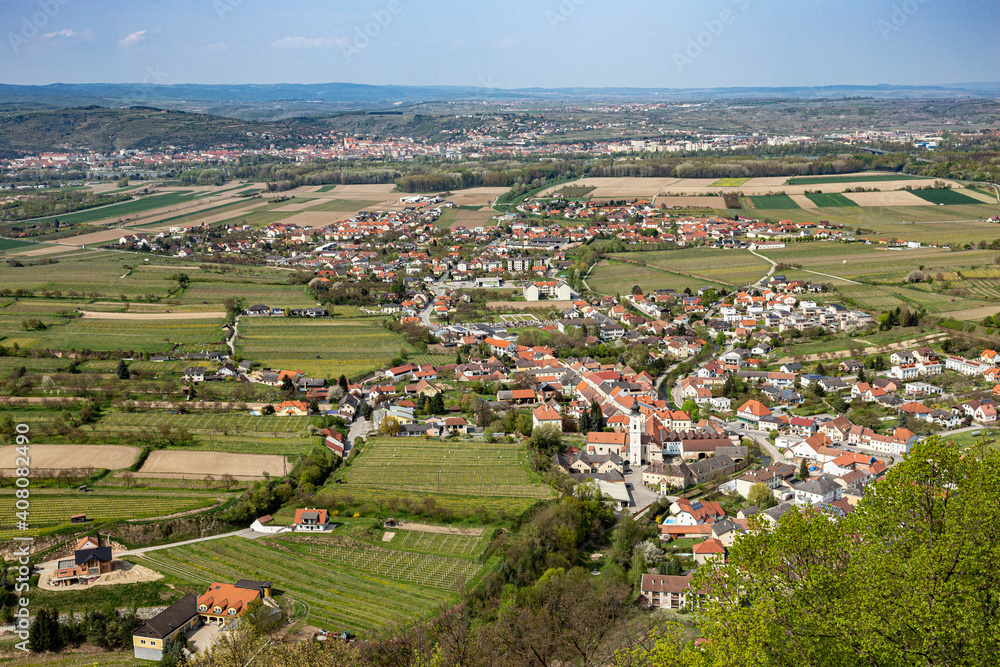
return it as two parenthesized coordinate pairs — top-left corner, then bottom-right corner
(346, 437), (550, 499)
(0, 489), (222, 537)
(6, 317), (227, 354)
(236, 317), (407, 379)
(312, 486), (541, 517)
(93, 411), (311, 434)
(384, 529), (487, 558)
(138, 535), (468, 632)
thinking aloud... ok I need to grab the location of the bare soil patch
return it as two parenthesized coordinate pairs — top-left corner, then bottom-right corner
(444, 187), (509, 207)
(39, 560), (163, 590)
(654, 195), (726, 208)
(400, 522), (484, 536)
(842, 191), (932, 206)
(0, 444), (139, 471)
(137, 450), (286, 479)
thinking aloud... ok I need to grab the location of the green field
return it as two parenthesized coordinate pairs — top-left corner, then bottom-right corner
(786, 174), (930, 185)
(1, 317), (227, 354)
(344, 437), (550, 499)
(236, 317), (406, 379)
(138, 533), (481, 632)
(28, 191), (196, 225)
(0, 238), (44, 252)
(804, 192), (859, 207)
(909, 188), (982, 205)
(599, 248), (772, 288)
(0, 489), (223, 537)
(92, 411), (311, 434)
(747, 194), (800, 210)
(710, 177), (750, 187)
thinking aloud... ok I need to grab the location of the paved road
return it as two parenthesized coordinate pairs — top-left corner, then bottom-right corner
(726, 421), (786, 465)
(348, 417), (370, 444)
(114, 528), (265, 558)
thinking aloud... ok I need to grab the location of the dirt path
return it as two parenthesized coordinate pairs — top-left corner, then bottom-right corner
(399, 522), (484, 536)
(79, 310), (227, 320)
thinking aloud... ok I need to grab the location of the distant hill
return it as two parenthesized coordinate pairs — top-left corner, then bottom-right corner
(0, 106), (299, 153)
(0, 81), (998, 116)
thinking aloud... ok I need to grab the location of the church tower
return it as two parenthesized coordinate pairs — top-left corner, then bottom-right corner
(629, 403), (643, 467)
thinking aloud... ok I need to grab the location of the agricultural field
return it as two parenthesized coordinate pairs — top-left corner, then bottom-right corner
(710, 177), (750, 187)
(553, 184), (596, 198)
(0, 444), (139, 472)
(804, 192), (858, 207)
(302, 198), (380, 212)
(746, 194), (800, 209)
(0, 238), (43, 252)
(26, 191), (197, 225)
(588, 260), (718, 295)
(0, 316), (227, 354)
(93, 411), (311, 435)
(138, 533), (479, 632)
(909, 188), (983, 205)
(344, 437), (550, 499)
(0, 489), (223, 537)
(313, 485), (541, 517)
(603, 248), (772, 287)
(0, 649), (143, 667)
(236, 317), (407, 379)
(136, 450), (287, 480)
(785, 173), (931, 185)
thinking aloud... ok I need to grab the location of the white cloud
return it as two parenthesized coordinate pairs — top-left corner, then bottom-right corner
(270, 36), (338, 50)
(119, 30), (147, 47)
(42, 29), (76, 39)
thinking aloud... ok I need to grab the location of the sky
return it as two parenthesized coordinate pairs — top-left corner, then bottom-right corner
(1, 0), (998, 89)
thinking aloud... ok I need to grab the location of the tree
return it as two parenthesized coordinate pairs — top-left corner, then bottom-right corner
(680, 399), (700, 422)
(692, 436), (1000, 667)
(799, 458), (810, 480)
(116, 359), (130, 380)
(338, 374), (348, 391)
(261, 404), (275, 415)
(589, 400), (604, 430)
(380, 416), (400, 436)
(515, 412), (533, 437)
(28, 607), (61, 653)
(578, 409), (592, 434)
(747, 482), (778, 509)
(308, 399), (320, 415)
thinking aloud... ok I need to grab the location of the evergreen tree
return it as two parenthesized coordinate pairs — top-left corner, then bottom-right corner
(799, 458), (810, 480)
(116, 359), (130, 380)
(578, 410), (591, 434)
(337, 374), (348, 391)
(589, 400), (603, 429)
(28, 608), (61, 653)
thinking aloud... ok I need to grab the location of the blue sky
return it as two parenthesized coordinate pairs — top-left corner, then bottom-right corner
(1, 0), (997, 88)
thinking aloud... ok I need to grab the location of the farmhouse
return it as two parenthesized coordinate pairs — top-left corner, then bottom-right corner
(133, 593), (200, 661)
(293, 507), (330, 532)
(50, 536), (113, 587)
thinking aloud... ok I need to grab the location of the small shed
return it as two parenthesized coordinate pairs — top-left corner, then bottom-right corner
(70, 513), (88, 524)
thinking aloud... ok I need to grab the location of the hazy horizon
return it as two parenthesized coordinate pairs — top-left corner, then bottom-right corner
(2, 0), (998, 89)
